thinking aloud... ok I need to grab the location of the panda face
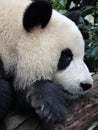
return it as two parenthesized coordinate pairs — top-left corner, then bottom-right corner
(40, 10), (93, 98)
(0, 0), (93, 98)
(50, 11), (93, 98)
(54, 48), (93, 98)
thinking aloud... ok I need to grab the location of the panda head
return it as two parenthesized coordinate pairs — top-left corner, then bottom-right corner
(2, 0), (93, 98)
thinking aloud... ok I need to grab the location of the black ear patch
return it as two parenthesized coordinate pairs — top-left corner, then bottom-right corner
(66, 11), (81, 25)
(23, 0), (52, 32)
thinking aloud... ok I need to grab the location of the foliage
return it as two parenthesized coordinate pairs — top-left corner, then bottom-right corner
(51, 0), (98, 72)
(87, 121), (98, 130)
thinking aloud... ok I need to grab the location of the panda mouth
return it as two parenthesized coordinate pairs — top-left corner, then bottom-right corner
(63, 89), (83, 99)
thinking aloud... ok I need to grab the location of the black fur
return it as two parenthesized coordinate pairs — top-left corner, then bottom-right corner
(0, 120), (6, 130)
(58, 48), (73, 70)
(23, 0), (52, 32)
(0, 61), (67, 129)
(36, 121), (55, 130)
(26, 80), (67, 124)
(14, 80), (67, 128)
(0, 60), (14, 130)
(66, 11), (81, 25)
(14, 89), (35, 115)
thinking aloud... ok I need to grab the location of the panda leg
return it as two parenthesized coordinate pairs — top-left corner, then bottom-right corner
(0, 120), (6, 130)
(0, 79), (13, 130)
(25, 80), (67, 125)
(0, 60), (14, 130)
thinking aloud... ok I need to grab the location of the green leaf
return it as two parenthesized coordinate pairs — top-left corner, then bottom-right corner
(59, 9), (67, 14)
(59, 0), (67, 6)
(91, 46), (98, 58)
(81, 6), (95, 16)
(85, 49), (92, 58)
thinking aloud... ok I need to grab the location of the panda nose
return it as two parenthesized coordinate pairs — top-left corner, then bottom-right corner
(80, 83), (92, 91)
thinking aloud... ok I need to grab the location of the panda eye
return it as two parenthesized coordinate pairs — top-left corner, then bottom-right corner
(58, 48), (73, 70)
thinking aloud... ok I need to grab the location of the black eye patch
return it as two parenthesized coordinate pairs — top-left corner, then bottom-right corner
(58, 48), (73, 70)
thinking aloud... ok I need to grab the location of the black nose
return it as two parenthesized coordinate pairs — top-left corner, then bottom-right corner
(80, 83), (92, 91)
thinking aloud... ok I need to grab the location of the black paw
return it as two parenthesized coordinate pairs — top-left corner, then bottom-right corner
(26, 80), (67, 124)
(36, 121), (55, 130)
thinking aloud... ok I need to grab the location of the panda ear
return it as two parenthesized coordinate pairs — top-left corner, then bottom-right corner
(23, 0), (52, 32)
(66, 11), (81, 25)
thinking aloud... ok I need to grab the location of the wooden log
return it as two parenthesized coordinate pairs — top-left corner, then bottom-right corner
(56, 74), (98, 130)
(6, 74), (98, 130)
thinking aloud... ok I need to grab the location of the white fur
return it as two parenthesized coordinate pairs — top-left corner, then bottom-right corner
(0, 0), (93, 96)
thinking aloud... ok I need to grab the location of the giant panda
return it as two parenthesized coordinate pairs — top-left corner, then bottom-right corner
(0, 0), (93, 130)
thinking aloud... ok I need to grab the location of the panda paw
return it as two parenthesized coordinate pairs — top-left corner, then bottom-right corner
(35, 101), (66, 124)
(26, 80), (67, 124)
